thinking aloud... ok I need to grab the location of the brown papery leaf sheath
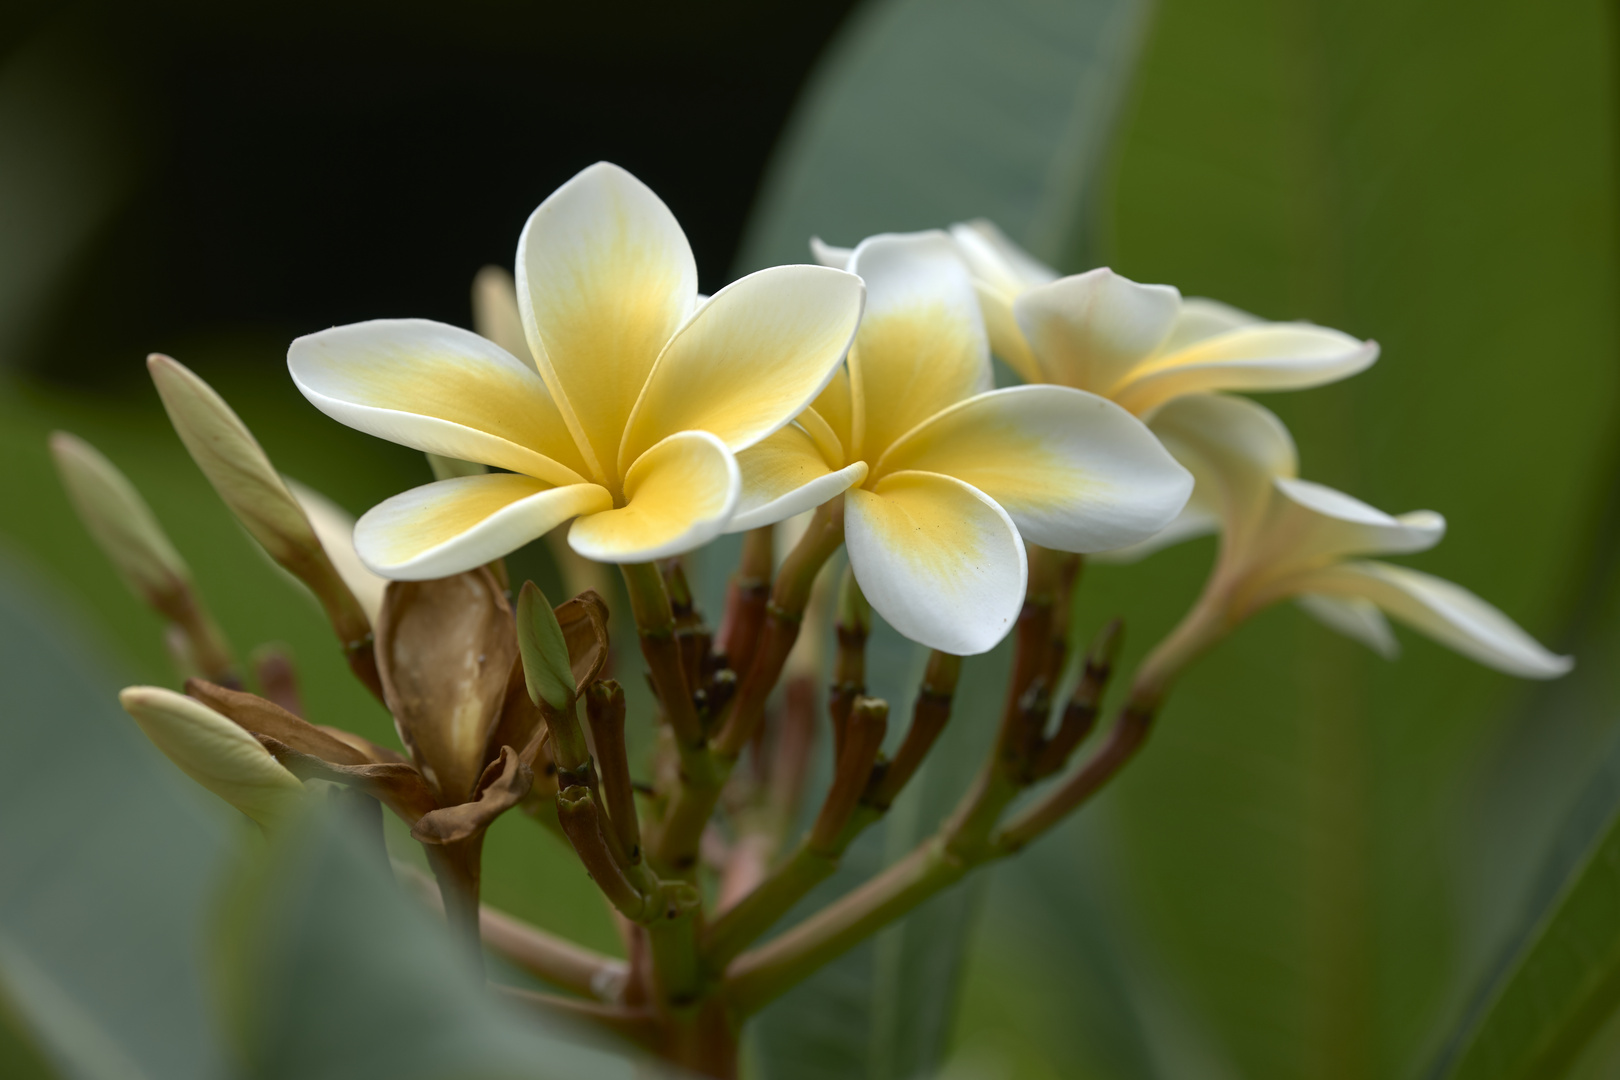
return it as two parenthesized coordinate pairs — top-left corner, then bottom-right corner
(411, 745), (534, 845)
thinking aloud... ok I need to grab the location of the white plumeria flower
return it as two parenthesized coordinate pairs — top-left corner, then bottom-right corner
(743, 231), (1193, 656)
(289, 162), (865, 578)
(815, 222), (1375, 416)
(1144, 393), (1571, 679)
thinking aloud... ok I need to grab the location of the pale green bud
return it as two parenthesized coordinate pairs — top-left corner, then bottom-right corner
(517, 580), (575, 711)
(119, 686), (305, 827)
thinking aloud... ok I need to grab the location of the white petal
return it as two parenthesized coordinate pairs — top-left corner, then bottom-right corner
(1296, 594), (1400, 660)
(847, 231), (990, 462)
(845, 471), (1027, 656)
(1265, 477), (1445, 565)
(1148, 394), (1299, 550)
(620, 263), (864, 470)
(875, 385), (1192, 553)
(471, 265), (536, 370)
(1117, 323), (1378, 417)
(355, 474), (612, 580)
(1154, 297), (1259, 355)
(1287, 561), (1572, 679)
(1014, 268), (1180, 400)
(569, 430), (740, 563)
(288, 318), (590, 486)
(810, 237), (853, 270)
(516, 161), (698, 484)
(729, 424), (867, 532)
(948, 219), (1059, 295)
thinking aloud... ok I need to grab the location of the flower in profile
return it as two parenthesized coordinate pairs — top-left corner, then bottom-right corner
(817, 222), (1375, 417)
(738, 232), (1193, 655)
(289, 162), (865, 578)
(1134, 393), (1571, 688)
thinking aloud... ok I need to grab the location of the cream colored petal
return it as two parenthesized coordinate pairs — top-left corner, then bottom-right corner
(810, 237), (853, 269)
(569, 430), (739, 563)
(620, 264), (864, 470)
(355, 474), (612, 580)
(516, 161), (697, 484)
(796, 405), (846, 468)
(1155, 297), (1259, 355)
(285, 480), (388, 626)
(1259, 477), (1445, 570)
(845, 470), (1026, 656)
(1296, 593), (1399, 660)
(848, 232), (990, 462)
(288, 319), (589, 486)
(1115, 323), (1378, 417)
(1090, 487), (1221, 565)
(875, 385), (1192, 553)
(471, 265), (536, 371)
(1148, 394), (1299, 552)
(1014, 268), (1179, 399)
(729, 424), (868, 532)
(1286, 561), (1572, 679)
(949, 219), (1058, 294)
(973, 279), (1043, 384)
(119, 686), (305, 827)
(812, 368), (856, 458)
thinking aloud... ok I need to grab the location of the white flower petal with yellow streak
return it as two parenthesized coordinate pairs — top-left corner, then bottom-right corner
(1115, 323), (1378, 417)
(569, 430), (739, 562)
(1296, 593), (1399, 660)
(472, 265), (535, 370)
(1287, 561), (1572, 679)
(812, 368), (856, 457)
(1259, 477), (1445, 571)
(516, 161), (698, 483)
(1015, 268), (1179, 400)
(1148, 394), (1298, 552)
(845, 470), (1026, 656)
(1156, 297), (1258, 355)
(286, 479), (388, 625)
(355, 474), (611, 580)
(288, 319), (589, 486)
(119, 686), (306, 827)
(847, 232), (989, 462)
(948, 219), (1058, 296)
(730, 424), (868, 532)
(620, 264), (864, 470)
(874, 385), (1192, 553)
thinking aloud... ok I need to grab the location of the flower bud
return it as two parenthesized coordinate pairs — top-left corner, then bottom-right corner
(50, 432), (237, 682)
(516, 580), (576, 711)
(119, 685), (305, 827)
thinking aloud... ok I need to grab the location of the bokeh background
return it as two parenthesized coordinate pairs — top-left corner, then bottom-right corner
(1, 0), (1616, 1077)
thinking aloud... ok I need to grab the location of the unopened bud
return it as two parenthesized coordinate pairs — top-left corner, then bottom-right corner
(119, 685), (305, 827)
(472, 265), (534, 366)
(51, 432), (237, 683)
(516, 580), (575, 711)
(284, 479), (387, 627)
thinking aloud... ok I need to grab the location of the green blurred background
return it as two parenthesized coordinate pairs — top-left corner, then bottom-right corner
(0, 0), (1616, 1077)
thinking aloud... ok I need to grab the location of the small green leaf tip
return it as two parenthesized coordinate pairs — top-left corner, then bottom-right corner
(517, 580), (575, 711)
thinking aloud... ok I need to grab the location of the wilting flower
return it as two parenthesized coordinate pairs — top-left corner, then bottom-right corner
(816, 223), (1374, 417)
(738, 231), (1193, 655)
(1137, 393), (1571, 684)
(289, 162), (864, 578)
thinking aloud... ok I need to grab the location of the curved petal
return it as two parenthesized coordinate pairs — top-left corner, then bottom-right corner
(729, 424), (868, 532)
(1261, 477), (1445, 568)
(1148, 394), (1298, 551)
(1296, 593), (1399, 659)
(1014, 268), (1180, 399)
(845, 470), (1026, 656)
(355, 474), (612, 580)
(620, 264), (864, 469)
(289, 319), (589, 486)
(516, 162), (698, 483)
(569, 430), (740, 562)
(797, 405), (846, 468)
(972, 279), (1043, 384)
(1156, 297), (1259, 354)
(472, 265), (536, 370)
(810, 237), (853, 269)
(285, 479), (388, 626)
(948, 219), (1058, 294)
(1115, 323), (1378, 417)
(1091, 489), (1221, 565)
(1286, 561), (1572, 679)
(119, 686), (305, 827)
(876, 385), (1192, 553)
(812, 367), (856, 457)
(848, 232), (990, 462)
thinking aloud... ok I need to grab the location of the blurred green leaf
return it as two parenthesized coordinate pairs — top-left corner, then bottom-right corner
(0, 550), (230, 1079)
(222, 802), (643, 1080)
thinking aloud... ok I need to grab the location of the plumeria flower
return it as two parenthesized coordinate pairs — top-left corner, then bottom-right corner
(1137, 393), (1571, 682)
(289, 162), (865, 578)
(815, 222), (1375, 417)
(738, 231), (1194, 655)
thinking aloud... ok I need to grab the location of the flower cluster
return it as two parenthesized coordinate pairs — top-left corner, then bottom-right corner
(51, 161), (1570, 1077)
